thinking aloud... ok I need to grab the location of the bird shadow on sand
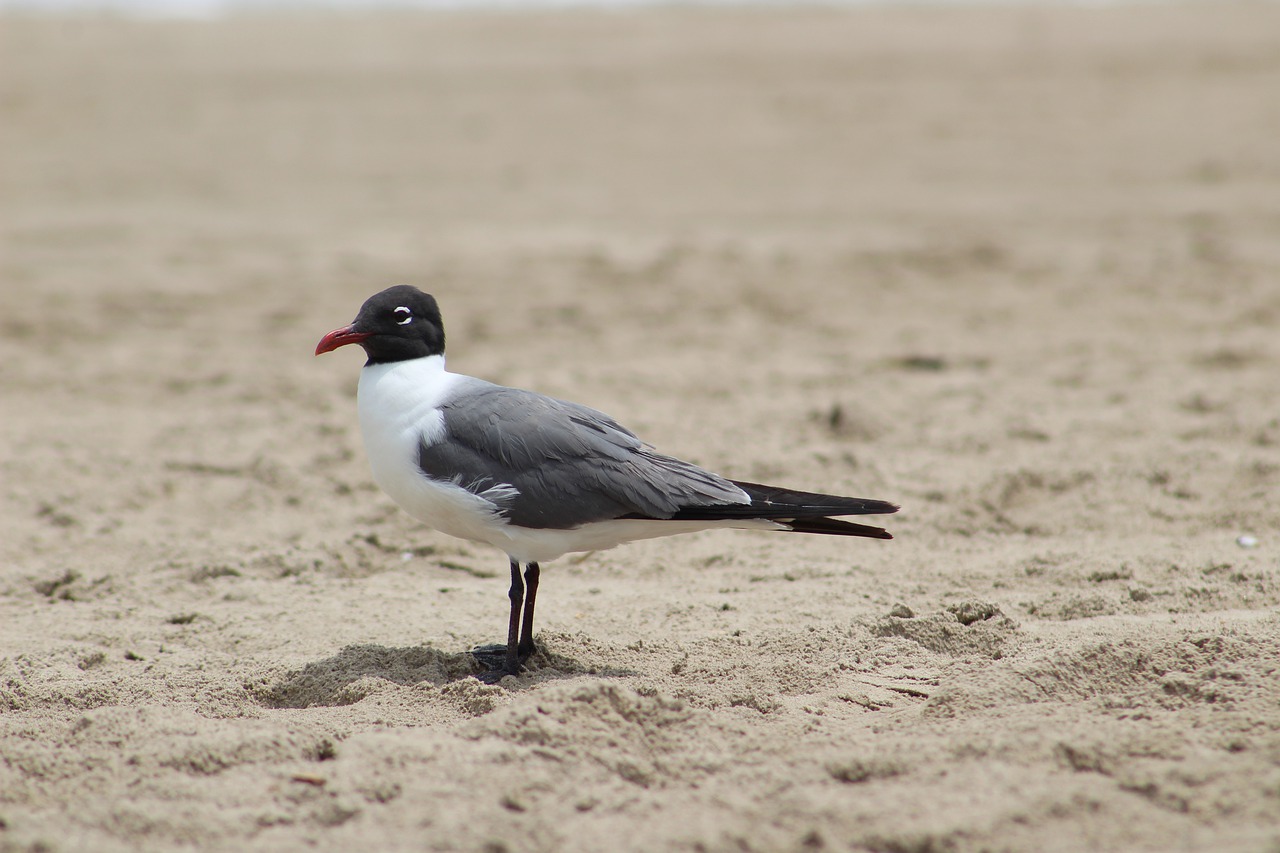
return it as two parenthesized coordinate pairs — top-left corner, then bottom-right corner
(250, 639), (627, 708)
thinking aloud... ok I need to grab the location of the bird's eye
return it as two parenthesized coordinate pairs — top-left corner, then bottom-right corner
(393, 306), (412, 325)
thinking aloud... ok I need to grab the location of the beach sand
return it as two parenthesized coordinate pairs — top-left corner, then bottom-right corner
(2, 4), (1280, 850)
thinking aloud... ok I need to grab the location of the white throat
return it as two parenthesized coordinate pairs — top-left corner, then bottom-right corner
(356, 354), (457, 513)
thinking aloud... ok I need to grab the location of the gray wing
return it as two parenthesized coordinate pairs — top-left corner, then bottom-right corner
(418, 379), (749, 529)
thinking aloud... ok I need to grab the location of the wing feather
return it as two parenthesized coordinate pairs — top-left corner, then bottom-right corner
(418, 381), (748, 529)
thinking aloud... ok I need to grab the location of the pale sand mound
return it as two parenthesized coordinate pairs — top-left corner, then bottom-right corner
(3, 5), (1280, 851)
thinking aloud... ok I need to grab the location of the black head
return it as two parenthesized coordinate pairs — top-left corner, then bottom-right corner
(315, 285), (446, 364)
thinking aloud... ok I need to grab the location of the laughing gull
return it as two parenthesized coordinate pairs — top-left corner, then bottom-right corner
(316, 285), (898, 681)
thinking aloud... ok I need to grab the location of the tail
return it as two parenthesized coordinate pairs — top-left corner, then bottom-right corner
(660, 480), (899, 540)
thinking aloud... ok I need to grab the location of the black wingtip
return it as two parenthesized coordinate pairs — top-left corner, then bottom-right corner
(730, 481), (900, 519)
(783, 516), (894, 539)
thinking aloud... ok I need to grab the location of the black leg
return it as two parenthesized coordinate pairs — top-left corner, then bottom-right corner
(500, 559), (523, 676)
(517, 562), (540, 662)
(475, 559), (528, 682)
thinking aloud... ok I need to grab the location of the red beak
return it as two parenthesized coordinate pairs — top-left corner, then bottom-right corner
(315, 325), (371, 356)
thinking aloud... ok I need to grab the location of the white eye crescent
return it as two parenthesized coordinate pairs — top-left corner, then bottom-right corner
(394, 306), (412, 325)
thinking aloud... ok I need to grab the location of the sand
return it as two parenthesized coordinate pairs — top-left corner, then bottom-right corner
(2, 4), (1280, 851)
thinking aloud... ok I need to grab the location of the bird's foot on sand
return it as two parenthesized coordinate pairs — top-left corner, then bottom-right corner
(471, 643), (535, 683)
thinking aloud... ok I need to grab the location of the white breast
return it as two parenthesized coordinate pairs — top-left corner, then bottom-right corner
(357, 356), (513, 549)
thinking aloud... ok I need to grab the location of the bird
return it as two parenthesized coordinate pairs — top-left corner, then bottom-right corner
(316, 285), (898, 682)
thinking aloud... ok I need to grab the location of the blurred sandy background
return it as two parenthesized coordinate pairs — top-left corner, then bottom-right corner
(3, 4), (1280, 851)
